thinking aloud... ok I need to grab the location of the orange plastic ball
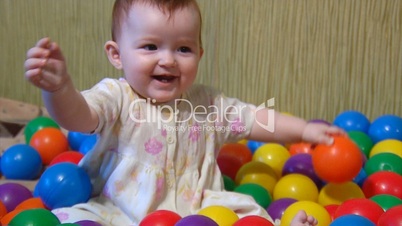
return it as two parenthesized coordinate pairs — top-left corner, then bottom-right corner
(312, 135), (363, 183)
(0, 201), (7, 219)
(14, 197), (46, 211)
(29, 127), (69, 165)
(288, 142), (314, 156)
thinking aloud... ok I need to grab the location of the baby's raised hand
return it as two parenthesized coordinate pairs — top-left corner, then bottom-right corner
(301, 122), (345, 145)
(24, 37), (69, 92)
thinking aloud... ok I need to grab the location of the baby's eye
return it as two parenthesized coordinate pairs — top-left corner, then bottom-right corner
(178, 46), (192, 53)
(143, 44), (157, 51)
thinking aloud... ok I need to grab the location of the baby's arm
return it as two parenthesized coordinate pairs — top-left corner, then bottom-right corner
(24, 38), (98, 133)
(248, 108), (343, 145)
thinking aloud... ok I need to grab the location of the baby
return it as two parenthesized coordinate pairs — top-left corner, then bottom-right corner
(24, 0), (341, 225)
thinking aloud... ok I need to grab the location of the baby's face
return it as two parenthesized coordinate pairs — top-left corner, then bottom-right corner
(117, 2), (203, 104)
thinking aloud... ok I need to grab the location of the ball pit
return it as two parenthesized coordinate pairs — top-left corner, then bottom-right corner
(1, 111), (400, 225)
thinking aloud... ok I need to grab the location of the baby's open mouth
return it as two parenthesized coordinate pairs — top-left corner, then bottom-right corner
(152, 75), (177, 83)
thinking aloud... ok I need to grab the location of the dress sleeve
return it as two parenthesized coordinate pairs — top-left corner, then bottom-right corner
(79, 78), (124, 195)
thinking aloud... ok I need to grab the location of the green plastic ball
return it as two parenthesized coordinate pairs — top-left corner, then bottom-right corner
(24, 116), (60, 144)
(234, 183), (272, 209)
(9, 208), (60, 226)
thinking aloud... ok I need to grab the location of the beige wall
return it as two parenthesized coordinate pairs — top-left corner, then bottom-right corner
(1, 0), (401, 122)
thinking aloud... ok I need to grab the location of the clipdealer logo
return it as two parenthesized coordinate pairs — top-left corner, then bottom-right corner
(255, 98), (275, 132)
(128, 97), (275, 132)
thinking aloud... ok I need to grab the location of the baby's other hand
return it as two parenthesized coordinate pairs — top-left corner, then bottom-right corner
(24, 37), (69, 92)
(290, 210), (318, 226)
(301, 122), (345, 145)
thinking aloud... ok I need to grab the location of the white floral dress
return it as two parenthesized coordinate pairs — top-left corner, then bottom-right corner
(52, 78), (272, 225)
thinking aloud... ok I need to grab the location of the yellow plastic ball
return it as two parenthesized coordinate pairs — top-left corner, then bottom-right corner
(369, 139), (402, 158)
(238, 139), (248, 145)
(273, 174), (318, 202)
(252, 143), (290, 178)
(318, 182), (365, 206)
(235, 161), (278, 195)
(198, 205), (239, 226)
(280, 201), (331, 226)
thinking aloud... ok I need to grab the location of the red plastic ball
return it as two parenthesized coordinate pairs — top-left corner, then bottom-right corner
(362, 171), (402, 199)
(324, 204), (339, 221)
(377, 205), (402, 226)
(334, 198), (384, 224)
(29, 127), (69, 165)
(139, 210), (181, 226)
(312, 135), (363, 183)
(217, 143), (252, 180)
(49, 151), (84, 166)
(233, 215), (274, 226)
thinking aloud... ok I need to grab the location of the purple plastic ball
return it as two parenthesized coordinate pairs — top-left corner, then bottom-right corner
(175, 215), (218, 226)
(0, 182), (33, 212)
(266, 198), (297, 221)
(74, 220), (103, 226)
(282, 153), (324, 188)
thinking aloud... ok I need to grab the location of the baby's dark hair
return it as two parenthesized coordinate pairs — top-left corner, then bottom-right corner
(111, 0), (202, 43)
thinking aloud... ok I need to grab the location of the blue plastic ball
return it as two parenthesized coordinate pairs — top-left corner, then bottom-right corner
(330, 214), (375, 226)
(68, 131), (96, 151)
(368, 114), (402, 143)
(78, 135), (98, 155)
(333, 110), (371, 133)
(1, 144), (42, 180)
(34, 162), (92, 209)
(246, 140), (265, 154)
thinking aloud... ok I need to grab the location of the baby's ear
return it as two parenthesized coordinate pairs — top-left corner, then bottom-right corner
(104, 41), (122, 70)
